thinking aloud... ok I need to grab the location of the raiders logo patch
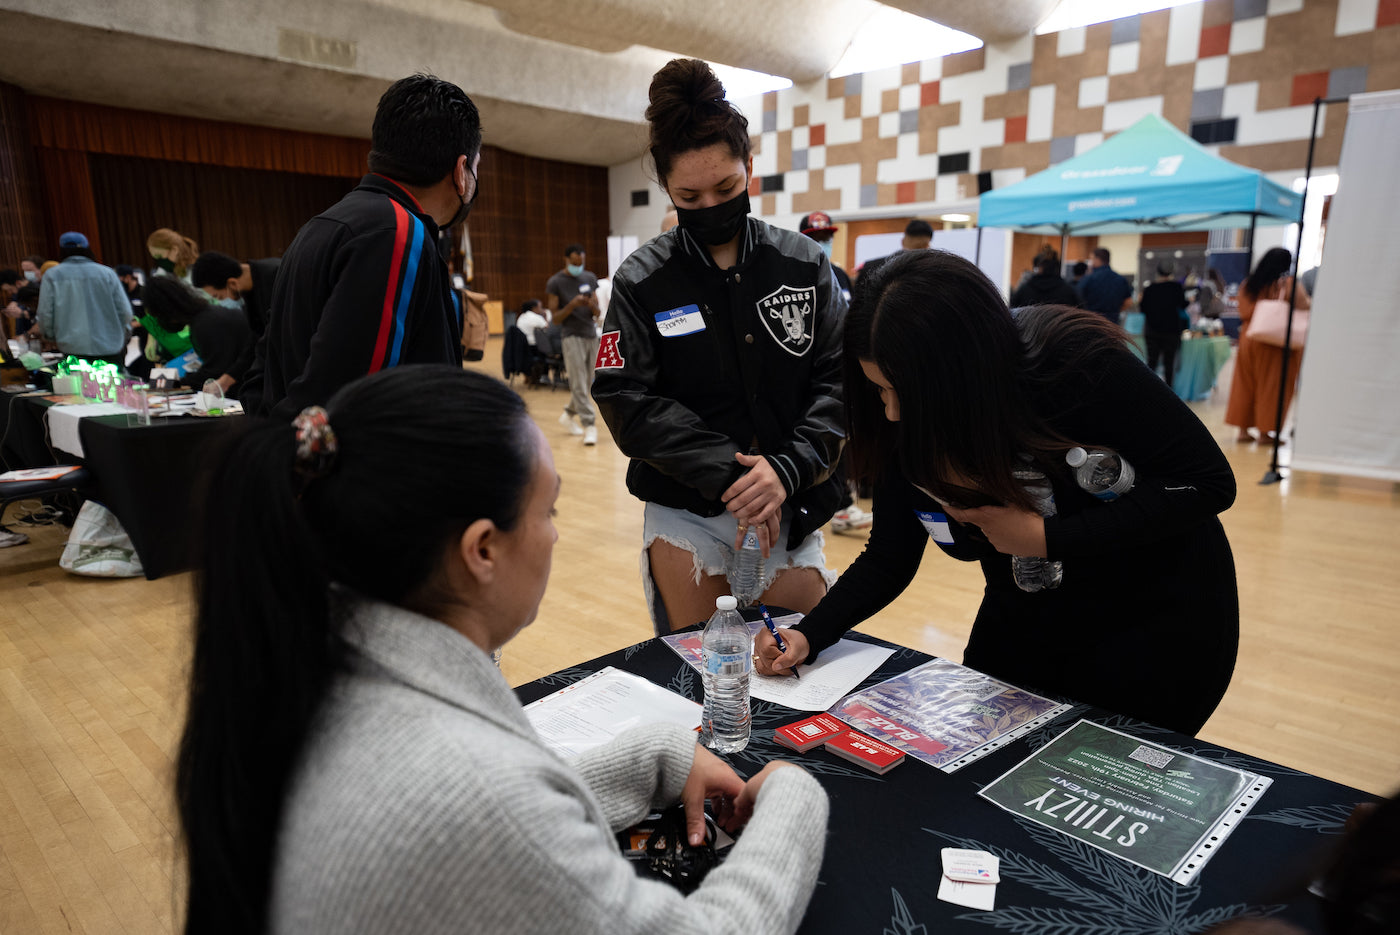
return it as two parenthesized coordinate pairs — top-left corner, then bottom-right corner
(755, 284), (815, 357)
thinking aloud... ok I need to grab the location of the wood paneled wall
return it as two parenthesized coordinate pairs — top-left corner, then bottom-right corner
(0, 82), (50, 264)
(86, 154), (356, 269)
(15, 93), (612, 317)
(28, 96), (370, 179)
(467, 148), (610, 320)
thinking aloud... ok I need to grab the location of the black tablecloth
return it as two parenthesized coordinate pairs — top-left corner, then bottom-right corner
(1, 393), (239, 579)
(516, 631), (1374, 934)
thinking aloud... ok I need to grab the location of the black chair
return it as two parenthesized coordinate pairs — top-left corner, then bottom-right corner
(1, 465), (94, 532)
(533, 325), (567, 390)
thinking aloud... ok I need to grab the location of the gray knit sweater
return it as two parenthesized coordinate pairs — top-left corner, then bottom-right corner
(270, 600), (830, 933)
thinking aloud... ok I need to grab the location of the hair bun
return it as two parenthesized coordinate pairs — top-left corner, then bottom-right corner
(644, 59), (749, 181)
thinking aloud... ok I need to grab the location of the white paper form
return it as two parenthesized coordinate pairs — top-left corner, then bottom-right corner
(751, 639), (895, 710)
(524, 666), (701, 758)
(661, 614), (895, 711)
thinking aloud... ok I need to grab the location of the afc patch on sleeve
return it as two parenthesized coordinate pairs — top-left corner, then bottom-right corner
(596, 331), (625, 370)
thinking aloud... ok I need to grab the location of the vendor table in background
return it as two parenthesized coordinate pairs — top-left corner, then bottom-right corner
(517, 632), (1372, 934)
(1126, 334), (1233, 401)
(0, 393), (239, 578)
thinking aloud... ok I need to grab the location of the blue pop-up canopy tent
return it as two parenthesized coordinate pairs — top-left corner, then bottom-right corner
(978, 113), (1301, 234)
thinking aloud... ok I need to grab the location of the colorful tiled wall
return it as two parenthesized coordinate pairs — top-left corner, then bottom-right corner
(611, 0), (1400, 237)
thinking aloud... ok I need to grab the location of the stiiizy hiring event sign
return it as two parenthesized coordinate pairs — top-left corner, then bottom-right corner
(978, 720), (1272, 884)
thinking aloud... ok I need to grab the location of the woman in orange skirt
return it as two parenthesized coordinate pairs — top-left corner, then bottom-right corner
(1225, 247), (1311, 442)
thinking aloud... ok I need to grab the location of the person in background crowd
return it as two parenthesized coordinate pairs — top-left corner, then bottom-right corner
(114, 265), (153, 377)
(36, 232), (130, 366)
(515, 298), (549, 347)
(176, 365), (828, 935)
(1300, 266), (1319, 298)
(114, 264), (144, 313)
(240, 74), (481, 420)
(190, 251), (282, 341)
(853, 218), (932, 304)
(798, 211), (868, 534)
(545, 243), (602, 446)
(1, 269), (24, 330)
(756, 250), (1239, 737)
(798, 212), (851, 300)
(147, 228), (200, 281)
(2, 276), (40, 339)
(1225, 247), (1310, 444)
(142, 276), (253, 394)
(593, 58), (845, 633)
(1, 269), (21, 303)
(1009, 248), (1081, 310)
(1139, 261), (1189, 382)
(660, 208), (679, 233)
(1070, 260), (1088, 289)
(1077, 247), (1133, 325)
(20, 256), (45, 283)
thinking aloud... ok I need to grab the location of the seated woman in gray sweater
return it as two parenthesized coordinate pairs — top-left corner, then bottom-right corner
(176, 364), (828, 935)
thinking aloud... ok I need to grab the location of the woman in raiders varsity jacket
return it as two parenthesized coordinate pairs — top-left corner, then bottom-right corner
(593, 59), (848, 633)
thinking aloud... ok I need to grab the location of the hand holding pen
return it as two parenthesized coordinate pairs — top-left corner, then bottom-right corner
(758, 604), (801, 679)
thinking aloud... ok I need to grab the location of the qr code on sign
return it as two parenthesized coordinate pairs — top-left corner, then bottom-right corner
(799, 724), (822, 737)
(1128, 745), (1174, 770)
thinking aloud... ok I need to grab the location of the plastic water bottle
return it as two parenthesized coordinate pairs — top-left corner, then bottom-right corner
(1066, 447), (1136, 501)
(1010, 465), (1063, 592)
(699, 595), (751, 753)
(730, 526), (765, 608)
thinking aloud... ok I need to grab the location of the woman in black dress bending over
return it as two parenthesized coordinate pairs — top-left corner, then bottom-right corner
(756, 250), (1239, 735)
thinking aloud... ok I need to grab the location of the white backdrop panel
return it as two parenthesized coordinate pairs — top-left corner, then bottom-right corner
(1293, 90), (1400, 481)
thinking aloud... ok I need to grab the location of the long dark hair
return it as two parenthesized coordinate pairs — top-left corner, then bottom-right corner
(1243, 246), (1293, 300)
(644, 58), (751, 185)
(176, 365), (535, 934)
(846, 249), (1126, 510)
(144, 275), (209, 332)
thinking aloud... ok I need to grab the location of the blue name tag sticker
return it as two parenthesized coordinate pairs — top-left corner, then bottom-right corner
(654, 304), (706, 337)
(915, 510), (954, 545)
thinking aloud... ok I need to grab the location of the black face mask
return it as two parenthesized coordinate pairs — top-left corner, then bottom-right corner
(152, 257), (175, 273)
(675, 190), (751, 246)
(445, 163), (479, 229)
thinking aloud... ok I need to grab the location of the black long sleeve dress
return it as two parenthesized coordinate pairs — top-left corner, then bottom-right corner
(793, 337), (1239, 735)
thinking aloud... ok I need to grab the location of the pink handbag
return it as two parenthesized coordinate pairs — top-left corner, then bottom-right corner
(1246, 298), (1309, 348)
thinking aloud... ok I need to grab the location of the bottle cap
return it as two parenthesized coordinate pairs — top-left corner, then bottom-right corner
(716, 596), (738, 611)
(1065, 446), (1088, 468)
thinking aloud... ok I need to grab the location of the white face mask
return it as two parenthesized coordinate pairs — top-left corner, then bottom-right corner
(818, 240), (834, 258)
(23, 270), (37, 282)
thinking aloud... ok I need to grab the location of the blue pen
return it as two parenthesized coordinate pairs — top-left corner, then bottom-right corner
(759, 604), (801, 679)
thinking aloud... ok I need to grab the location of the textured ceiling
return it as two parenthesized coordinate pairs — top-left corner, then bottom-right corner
(0, 0), (1059, 165)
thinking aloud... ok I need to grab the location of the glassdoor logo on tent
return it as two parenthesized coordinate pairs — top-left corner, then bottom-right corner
(1068, 196), (1138, 212)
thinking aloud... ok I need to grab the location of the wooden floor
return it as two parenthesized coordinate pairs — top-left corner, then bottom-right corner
(1, 338), (1397, 932)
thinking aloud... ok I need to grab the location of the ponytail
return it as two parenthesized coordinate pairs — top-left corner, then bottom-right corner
(177, 365), (534, 933)
(178, 419), (336, 934)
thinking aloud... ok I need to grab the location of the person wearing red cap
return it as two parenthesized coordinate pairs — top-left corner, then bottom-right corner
(798, 212), (869, 534)
(797, 212), (851, 302)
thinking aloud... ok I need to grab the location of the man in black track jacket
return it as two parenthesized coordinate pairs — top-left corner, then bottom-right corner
(242, 75), (482, 420)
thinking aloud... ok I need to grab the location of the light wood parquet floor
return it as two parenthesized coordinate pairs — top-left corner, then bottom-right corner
(0, 338), (1396, 932)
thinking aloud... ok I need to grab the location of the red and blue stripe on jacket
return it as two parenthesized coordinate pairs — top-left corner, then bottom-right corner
(369, 200), (433, 374)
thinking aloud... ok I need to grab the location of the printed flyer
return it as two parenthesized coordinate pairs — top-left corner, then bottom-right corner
(828, 658), (1072, 772)
(978, 720), (1272, 884)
